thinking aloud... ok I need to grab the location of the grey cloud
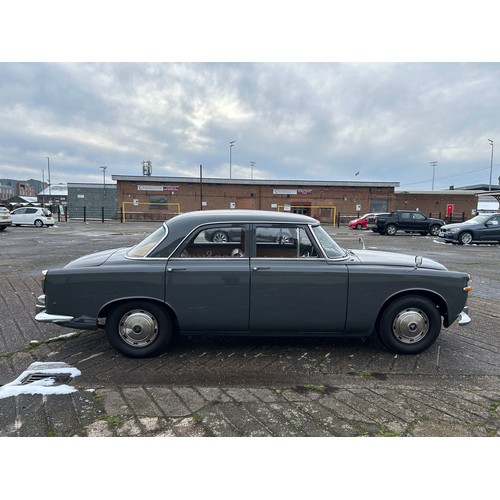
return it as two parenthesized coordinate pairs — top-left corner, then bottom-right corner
(1, 62), (500, 187)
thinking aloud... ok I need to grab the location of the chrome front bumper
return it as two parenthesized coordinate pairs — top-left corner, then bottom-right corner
(458, 306), (471, 326)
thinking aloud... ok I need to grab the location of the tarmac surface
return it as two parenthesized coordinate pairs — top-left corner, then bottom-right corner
(1, 219), (499, 437)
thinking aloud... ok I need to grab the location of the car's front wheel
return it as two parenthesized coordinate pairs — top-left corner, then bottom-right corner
(458, 231), (473, 245)
(385, 224), (397, 236)
(105, 301), (173, 357)
(377, 296), (441, 354)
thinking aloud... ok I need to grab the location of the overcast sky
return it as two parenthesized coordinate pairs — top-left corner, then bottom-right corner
(2, 3), (500, 191)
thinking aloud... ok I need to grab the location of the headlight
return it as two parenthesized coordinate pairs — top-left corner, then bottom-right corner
(448, 228), (460, 233)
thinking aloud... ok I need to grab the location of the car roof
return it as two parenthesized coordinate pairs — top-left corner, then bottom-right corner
(167, 209), (319, 228)
(151, 210), (320, 257)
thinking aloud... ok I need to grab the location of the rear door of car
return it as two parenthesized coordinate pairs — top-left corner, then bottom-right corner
(249, 224), (348, 333)
(24, 208), (38, 224)
(482, 214), (500, 241)
(165, 223), (251, 333)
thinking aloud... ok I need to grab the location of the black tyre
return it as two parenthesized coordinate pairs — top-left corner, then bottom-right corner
(377, 296), (441, 354)
(211, 231), (229, 242)
(429, 224), (440, 236)
(385, 224), (397, 236)
(105, 301), (173, 357)
(34, 219), (44, 228)
(458, 231), (472, 245)
(356, 223), (363, 230)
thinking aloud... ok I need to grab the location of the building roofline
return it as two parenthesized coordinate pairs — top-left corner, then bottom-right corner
(395, 189), (482, 195)
(111, 175), (399, 188)
(67, 183), (116, 188)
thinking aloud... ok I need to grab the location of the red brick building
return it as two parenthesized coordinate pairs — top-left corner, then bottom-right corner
(111, 175), (481, 224)
(112, 175), (399, 223)
(393, 190), (480, 220)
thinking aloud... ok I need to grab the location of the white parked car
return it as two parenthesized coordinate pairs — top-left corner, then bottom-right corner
(0, 206), (12, 231)
(10, 207), (55, 227)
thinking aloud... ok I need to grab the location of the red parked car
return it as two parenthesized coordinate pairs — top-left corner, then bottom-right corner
(348, 213), (378, 230)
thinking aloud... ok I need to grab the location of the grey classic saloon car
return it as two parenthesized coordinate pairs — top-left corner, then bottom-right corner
(35, 210), (471, 358)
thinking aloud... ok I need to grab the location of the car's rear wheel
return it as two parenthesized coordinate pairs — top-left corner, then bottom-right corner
(429, 224), (441, 236)
(377, 296), (441, 354)
(458, 231), (473, 245)
(385, 224), (397, 236)
(105, 301), (173, 357)
(34, 219), (44, 228)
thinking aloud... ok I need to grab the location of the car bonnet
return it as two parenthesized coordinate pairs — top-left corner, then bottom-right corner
(348, 249), (447, 270)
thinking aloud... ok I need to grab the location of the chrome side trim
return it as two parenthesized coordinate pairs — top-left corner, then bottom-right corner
(35, 311), (75, 323)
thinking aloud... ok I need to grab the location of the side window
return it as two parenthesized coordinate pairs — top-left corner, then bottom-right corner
(413, 212), (425, 221)
(178, 225), (246, 258)
(254, 225), (320, 258)
(401, 212), (410, 220)
(26, 208), (37, 214)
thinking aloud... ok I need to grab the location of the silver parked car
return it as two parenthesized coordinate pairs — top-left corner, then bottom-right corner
(35, 210), (471, 358)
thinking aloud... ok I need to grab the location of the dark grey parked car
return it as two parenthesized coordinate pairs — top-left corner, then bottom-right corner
(35, 210), (471, 358)
(438, 213), (500, 245)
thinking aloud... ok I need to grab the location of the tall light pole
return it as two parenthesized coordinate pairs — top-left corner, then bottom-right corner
(488, 139), (494, 191)
(229, 141), (235, 179)
(45, 157), (51, 202)
(430, 161), (437, 191)
(100, 165), (107, 200)
(250, 161), (255, 180)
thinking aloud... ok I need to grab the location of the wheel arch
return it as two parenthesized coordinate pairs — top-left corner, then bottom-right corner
(98, 297), (180, 333)
(375, 289), (448, 332)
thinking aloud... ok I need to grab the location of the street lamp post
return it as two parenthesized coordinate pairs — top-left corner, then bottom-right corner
(430, 161), (437, 191)
(229, 141), (235, 179)
(45, 157), (51, 204)
(100, 166), (107, 200)
(488, 139), (494, 191)
(250, 161), (255, 180)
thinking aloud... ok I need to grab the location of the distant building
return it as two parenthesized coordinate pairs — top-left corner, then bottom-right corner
(37, 184), (68, 206)
(67, 183), (117, 220)
(394, 190), (480, 219)
(0, 178), (44, 197)
(0, 183), (14, 201)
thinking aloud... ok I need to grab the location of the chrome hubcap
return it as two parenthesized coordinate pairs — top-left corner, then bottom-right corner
(118, 309), (158, 347)
(392, 308), (429, 344)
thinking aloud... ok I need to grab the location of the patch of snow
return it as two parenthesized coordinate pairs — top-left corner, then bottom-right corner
(0, 361), (81, 399)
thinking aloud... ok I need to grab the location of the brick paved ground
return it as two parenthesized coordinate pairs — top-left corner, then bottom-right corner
(1, 222), (499, 438)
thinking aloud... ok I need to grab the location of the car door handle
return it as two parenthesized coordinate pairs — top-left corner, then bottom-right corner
(167, 267), (186, 272)
(252, 266), (270, 271)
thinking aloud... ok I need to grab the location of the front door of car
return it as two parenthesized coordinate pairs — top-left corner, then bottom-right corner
(12, 208), (26, 224)
(249, 224), (348, 333)
(165, 224), (250, 333)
